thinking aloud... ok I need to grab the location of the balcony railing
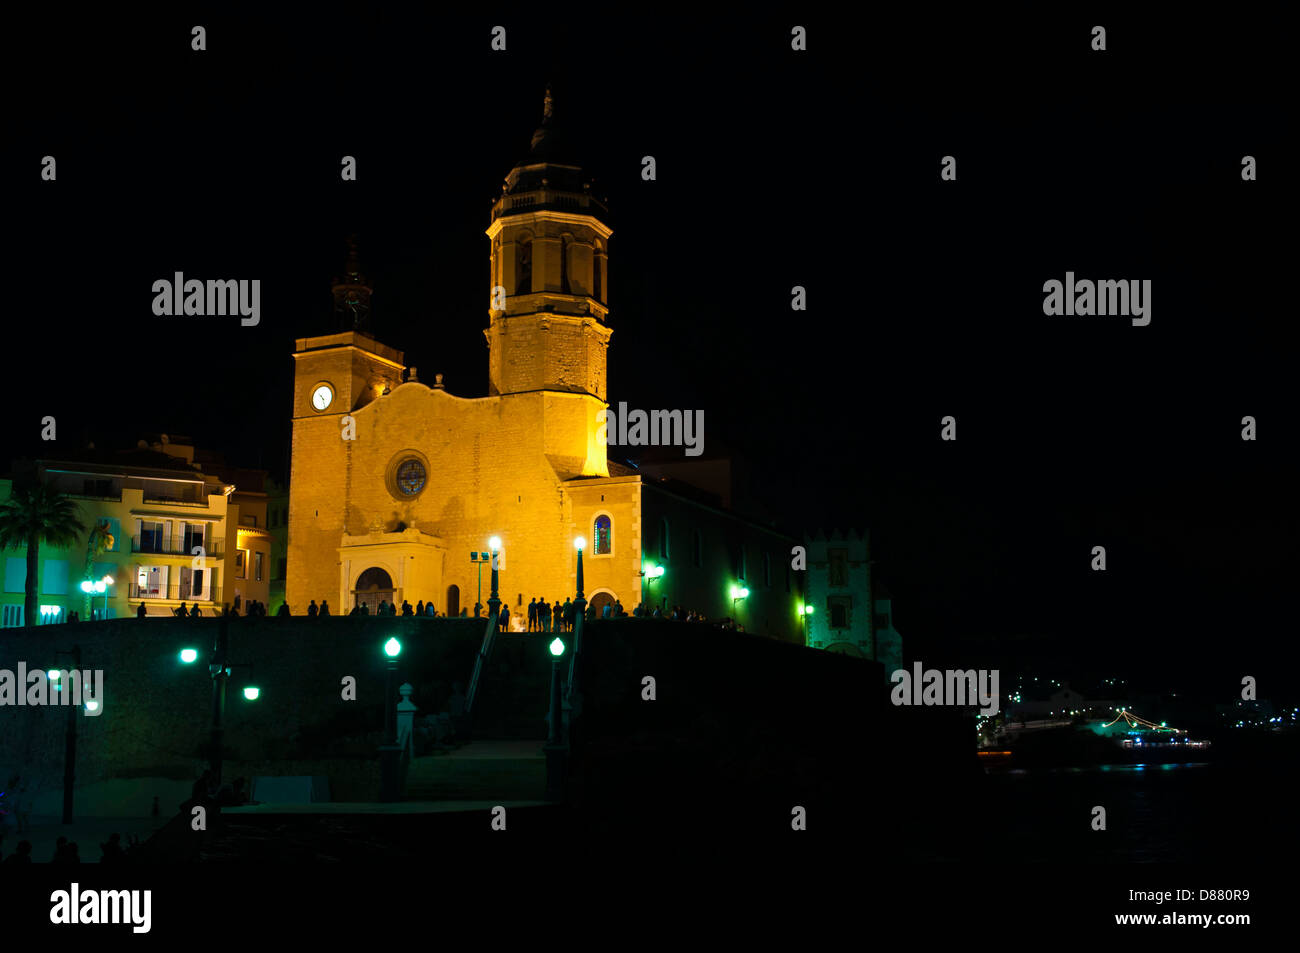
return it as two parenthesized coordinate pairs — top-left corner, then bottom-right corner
(128, 582), (223, 604)
(131, 535), (225, 557)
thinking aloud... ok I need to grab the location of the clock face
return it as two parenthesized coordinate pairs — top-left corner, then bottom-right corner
(311, 384), (334, 411)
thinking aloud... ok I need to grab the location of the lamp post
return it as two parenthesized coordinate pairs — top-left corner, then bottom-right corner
(470, 550), (491, 616)
(564, 537), (588, 732)
(545, 636), (567, 801)
(802, 603), (814, 646)
(49, 645), (82, 823)
(379, 637), (402, 802)
(79, 574), (113, 621)
(465, 536), (502, 718)
(487, 536), (502, 629)
(183, 615), (258, 786)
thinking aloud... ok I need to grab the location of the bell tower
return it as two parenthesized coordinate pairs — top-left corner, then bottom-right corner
(485, 87), (613, 399)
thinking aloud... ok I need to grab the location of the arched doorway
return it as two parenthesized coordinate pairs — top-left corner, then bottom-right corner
(588, 590), (616, 618)
(354, 567), (395, 612)
(446, 584), (460, 617)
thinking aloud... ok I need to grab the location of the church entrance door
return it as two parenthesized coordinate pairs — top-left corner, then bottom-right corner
(354, 566), (395, 612)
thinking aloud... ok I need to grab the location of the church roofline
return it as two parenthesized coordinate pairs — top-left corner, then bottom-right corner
(293, 332), (405, 368)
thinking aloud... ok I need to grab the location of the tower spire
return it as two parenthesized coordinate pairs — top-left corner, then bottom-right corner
(331, 234), (373, 333)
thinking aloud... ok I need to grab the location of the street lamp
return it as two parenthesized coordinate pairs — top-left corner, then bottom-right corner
(564, 537), (588, 736)
(545, 636), (567, 801)
(730, 584), (749, 617)
(49, 645), (82, 823)
(198, 616), (258, 786)
(639, 563), (665, 610)
(469, 550), (491, 617)
(465, 537), (504, 719)
(380, 636), (403, 801)
(80, 575), (113, 620)
(802, 603), (814, 646)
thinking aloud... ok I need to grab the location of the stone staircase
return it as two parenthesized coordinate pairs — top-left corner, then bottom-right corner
(465, 631), (552, 740)
(404, 740), (547, 801)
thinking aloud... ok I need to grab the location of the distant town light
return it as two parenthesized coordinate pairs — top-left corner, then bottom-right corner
(179, 648), (199, 664)
(384, 637), (402, 658)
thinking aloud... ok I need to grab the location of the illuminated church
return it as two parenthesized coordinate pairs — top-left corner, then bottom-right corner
(287, 92), (802, 639)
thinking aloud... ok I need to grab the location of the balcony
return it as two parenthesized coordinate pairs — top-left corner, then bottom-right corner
(128, 582), (223, 604)
(131, 535), (225, 557)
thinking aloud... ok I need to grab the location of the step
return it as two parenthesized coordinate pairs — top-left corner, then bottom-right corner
(404, 741), (547, 801)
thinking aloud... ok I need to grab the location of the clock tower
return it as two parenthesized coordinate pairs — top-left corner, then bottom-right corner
(288, 240), (406, 611)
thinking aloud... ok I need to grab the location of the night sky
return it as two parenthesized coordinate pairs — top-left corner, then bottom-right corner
(7, 9), (1295, 687)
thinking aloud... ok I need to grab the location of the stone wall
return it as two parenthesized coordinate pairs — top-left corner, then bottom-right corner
(0, 616), (484, 812)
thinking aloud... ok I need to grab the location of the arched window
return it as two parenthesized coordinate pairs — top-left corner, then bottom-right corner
(659, 517), (669, 560)
(593, 243), (603, 302)
(593, 515), (612, 555)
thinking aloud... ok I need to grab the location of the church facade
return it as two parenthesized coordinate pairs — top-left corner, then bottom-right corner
(286, 95), (802, 639)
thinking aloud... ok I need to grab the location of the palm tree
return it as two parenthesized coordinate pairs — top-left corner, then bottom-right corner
(0, 482), (86, 627)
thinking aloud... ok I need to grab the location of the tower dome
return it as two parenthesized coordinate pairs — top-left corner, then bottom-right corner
(492, 85), (607, 225)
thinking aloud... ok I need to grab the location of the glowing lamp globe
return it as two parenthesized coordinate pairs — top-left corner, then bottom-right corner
(488, 536), (502, 552)
(179, 648), (199, 664)
(574, 537), (586, 551)
(384, 637), (402, 658)
(243, 686), (260, 701)
(549, 637), (565, 657)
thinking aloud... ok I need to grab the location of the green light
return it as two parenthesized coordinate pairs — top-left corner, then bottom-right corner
(549, 637), (565, 657)
(729, 585), (749, 600)
(651, 565), (664, 578)
(384, 637), (402, 658)
(179, 648), (198, 664)
(804, 605), (815, 615)
(47, 669), (60, 682)
(84, 699), (100, 713)
(80, 581), (93, 593)
(243, 686), (260, 701)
